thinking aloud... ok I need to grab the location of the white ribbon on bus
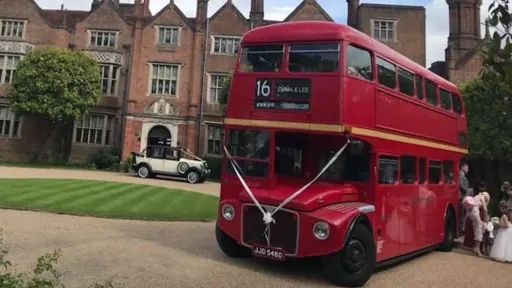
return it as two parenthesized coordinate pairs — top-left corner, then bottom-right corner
(223, 139), (350, 225)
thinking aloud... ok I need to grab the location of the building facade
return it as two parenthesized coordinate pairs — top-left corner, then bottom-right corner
(0, 0), (430, 164)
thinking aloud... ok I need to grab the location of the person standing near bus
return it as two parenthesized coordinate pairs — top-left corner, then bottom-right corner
(459, 162), (471, 233)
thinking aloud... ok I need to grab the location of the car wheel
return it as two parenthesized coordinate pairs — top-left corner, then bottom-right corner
(137, 165), (151, 179)
(186, 171), (200, 184)
(215, 222), (251, 258)
(438, 210), (455, 252)
(322, 224), (376, 287)
(177, 162), (189, 175)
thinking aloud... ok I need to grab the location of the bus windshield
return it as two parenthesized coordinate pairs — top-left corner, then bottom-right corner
(239, 45), (284, 72)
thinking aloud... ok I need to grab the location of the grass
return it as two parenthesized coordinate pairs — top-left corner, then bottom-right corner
(0, 161), (96, 171)
(0, 179), (219, 221)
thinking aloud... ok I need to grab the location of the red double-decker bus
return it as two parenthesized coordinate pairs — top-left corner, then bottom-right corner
(215, 21), (467, 287)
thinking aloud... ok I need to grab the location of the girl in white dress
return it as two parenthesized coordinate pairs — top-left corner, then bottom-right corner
(489, 201), (512, 263)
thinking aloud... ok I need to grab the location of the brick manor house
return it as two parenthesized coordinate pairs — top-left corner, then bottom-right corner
(0, 0), (477, 164)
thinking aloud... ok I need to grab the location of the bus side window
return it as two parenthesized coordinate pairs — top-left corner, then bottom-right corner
(425, 79), (438, 106)
(378, 155), (399, 184)
(398, 68), (414, 97)
(428, 160), (442, 184)
(452, 93), (463, 115)
(443, 160), (454, 184)
(376, 57), (396, 89)
(440, 88), (452, 111)
(419, 157), (426, 184)
(400, 155), (416, 184)
(345, 45), (373, 81)
(415, 75), (424, 100)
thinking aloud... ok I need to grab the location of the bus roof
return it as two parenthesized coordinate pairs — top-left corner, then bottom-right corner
(241, 21), (457, 92)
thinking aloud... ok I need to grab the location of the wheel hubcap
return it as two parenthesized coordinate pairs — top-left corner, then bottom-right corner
(189, 173), (197, 183)
(343, 239), (366, 273)
(139, 168), (148, 177)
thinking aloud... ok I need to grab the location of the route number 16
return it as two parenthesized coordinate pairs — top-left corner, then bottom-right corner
(256, 79), (271, 97)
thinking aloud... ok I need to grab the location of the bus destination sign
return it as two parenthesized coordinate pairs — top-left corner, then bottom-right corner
(274, 79), (311, 99)
(254, 78), (311, 111)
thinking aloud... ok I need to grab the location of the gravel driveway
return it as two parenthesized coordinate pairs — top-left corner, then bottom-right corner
(0, 166), (510, 287)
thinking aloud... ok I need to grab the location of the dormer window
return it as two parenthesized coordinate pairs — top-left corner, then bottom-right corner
(156, 26), (181, 45)
(0, 20), (25, 38)
(89, 30), (118, 48)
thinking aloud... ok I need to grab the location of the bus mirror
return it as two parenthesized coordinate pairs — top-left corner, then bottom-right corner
(349, 140), (364, 155)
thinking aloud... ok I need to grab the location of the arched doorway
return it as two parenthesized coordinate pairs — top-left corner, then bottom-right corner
(147, 125), (172, 147)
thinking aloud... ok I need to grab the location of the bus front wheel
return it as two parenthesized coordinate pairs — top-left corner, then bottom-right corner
(215, 222), (252, 258)
(322, 224), (376, 287)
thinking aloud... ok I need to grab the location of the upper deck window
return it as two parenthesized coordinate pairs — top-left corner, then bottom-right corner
(425, 79), (438, 106)
(239, 45), (283, 73)
(415, 75), (424, 100)
(345, 45), (373, 81)
(452, 93), (462, 115)
(439, 88), (452, 111)
(398, 67), (414, 96)
(376, 57), (396, 89)
(288, 43), (339, 72)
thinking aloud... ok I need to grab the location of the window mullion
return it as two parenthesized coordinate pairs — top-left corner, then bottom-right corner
(102, 116), (107, 145)
(107, 65), (112, 95)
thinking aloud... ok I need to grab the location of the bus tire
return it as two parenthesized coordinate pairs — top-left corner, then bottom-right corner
(215, 222), (252, 258)
(439, 211), (455, 252)
(322, 224), (376, 287)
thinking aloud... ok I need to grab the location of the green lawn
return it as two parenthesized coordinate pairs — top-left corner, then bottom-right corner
(0, 179), (219, 221)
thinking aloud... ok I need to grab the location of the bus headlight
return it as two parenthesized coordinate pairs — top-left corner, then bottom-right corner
(313, 221), (329, 240)
(221, 204), (235, 221)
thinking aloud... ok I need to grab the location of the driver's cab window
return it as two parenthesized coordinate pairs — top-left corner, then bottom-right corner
(318, 140), (371, 182)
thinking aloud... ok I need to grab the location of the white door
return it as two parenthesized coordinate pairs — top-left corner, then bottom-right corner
(147, 147), (166, 172)
(164, 149), (180, 174)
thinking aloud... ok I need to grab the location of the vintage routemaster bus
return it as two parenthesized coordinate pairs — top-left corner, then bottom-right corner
(215, 21), (468, 287)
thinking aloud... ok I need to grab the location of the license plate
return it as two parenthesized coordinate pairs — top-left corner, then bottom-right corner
(252, 245), (286, 261)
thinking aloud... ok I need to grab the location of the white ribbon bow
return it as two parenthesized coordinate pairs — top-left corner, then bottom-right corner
(223, 140), (350, 225)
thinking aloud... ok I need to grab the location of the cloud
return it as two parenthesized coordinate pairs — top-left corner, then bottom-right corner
(36, 0), (496, 67)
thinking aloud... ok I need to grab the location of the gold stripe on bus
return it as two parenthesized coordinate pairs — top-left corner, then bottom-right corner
(223, 118), (469, 154)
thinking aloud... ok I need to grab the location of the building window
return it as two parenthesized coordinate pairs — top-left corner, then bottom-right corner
(0, 105), (21, 138)
(150, 64), (179, 96)
(0, 55), (20, 85)
(209, 74), (227, 104)
(207, 125), (224, 155)
(99, 64), (119, 95)
(212, 36), (241, 55)
(372, 20), (396, 41)
(0, 20), (24, 38)
(89, 31), (117, 48)
(157, 26), (180, 45)
(75, 114), (114, 146)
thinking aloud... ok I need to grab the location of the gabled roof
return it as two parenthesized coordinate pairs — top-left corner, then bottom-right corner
(209, 1), (249, 26)
(42, 10), (88, 32)
(25, 0), (68, 29)
(283, 0), (334, 22)
(146, 3), (194, 29)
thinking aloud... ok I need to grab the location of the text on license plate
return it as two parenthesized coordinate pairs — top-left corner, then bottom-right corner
(252, 245), (285, 261)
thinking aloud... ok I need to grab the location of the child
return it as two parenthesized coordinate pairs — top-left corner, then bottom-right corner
(462, 195), (484, 256)
(489, 201), (512, 262)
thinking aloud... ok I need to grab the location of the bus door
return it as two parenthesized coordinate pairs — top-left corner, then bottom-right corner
(376, 154), (404, 259)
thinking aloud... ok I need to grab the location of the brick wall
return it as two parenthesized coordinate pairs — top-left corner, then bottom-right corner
(449, 53), (483, 86)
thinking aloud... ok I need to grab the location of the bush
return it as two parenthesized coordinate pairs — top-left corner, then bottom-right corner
(0, 228), (119, 288)
(87, 148), (121, 171)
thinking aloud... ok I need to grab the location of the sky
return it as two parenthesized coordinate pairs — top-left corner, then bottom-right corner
(34, 0), (494, 67)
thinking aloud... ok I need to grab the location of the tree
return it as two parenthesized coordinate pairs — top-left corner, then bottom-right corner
(482, 0), (512, 81)
(7, 48), (101, 163)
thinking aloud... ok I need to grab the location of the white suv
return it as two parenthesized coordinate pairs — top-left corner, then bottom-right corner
(131, 146), (211, 184)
